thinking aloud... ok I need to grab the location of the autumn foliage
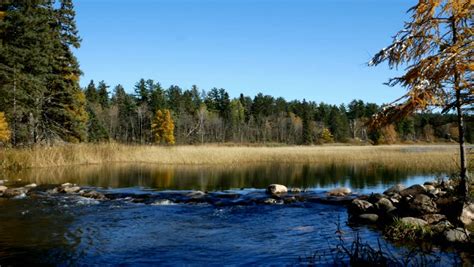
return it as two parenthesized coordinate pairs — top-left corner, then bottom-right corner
(151, 109), (175, 145)
(0, 112), (11, 144)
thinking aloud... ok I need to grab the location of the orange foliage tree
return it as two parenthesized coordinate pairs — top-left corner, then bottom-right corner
(0, 112), (11, 144)
(369, 0), (472, 197)
(151, 109), (175, 145)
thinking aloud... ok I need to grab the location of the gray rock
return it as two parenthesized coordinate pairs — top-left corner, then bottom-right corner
(460, 203), (474, 226)
(421, 214), (447, 224)
(358, 214), (379, 223)
(64, 186), (81, 194)
(400, 184), (426, 197)
(423, 181), (436, 186)
(431, 220), (453, 235)
(408, 194), (438, 215)
(400, 217), (428, 227)
(444, 228), (470, 243)
(290, 188), (302, 193)
(3, 187), (28, 198)
(349, 199), (373, 215)
(266, 184), (288, 195)
(327, 187), (351, 196)
(383, 184), (405, 195)
(375, 198), (395, 213)
(81, 190), (106, 200)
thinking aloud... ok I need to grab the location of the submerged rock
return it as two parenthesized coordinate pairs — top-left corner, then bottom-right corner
(266, 184), (288, 195)
(327, 187), (351, 196)
(81, 190), (107, 200)
(358, 213), (379, 224)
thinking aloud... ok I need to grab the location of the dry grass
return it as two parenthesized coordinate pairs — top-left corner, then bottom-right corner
(0, 143), (470, 172)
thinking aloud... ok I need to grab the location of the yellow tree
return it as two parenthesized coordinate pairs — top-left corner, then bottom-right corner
(151, 109), (175, 145)
(369, 0), (472, 197)
(0, 112), (11, 144)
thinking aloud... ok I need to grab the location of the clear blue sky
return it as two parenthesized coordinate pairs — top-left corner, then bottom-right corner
(75, 0), (416, 105)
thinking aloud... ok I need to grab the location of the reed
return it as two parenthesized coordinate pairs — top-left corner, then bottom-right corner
(0, 143), (470, 172)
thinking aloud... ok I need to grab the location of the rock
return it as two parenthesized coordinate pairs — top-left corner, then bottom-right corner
(290, 188), (302, 193)
(423, 181), (436, 186)
(348, 199), (373, 215)
(408, 194), (438, 215)
(64, 186), (81, 194)
(367, 193), (385, 204)
(383, 184), (405, 195)
(266, 184), (288, 195)
(431, 220), (454, 235)
(460, 203), (474, 226)
(2, 187), (28, 198)
(24, 183), (37, 189)
(263, 198), (277, 204)
(444, 228), (470, 243)
(0, 180), (4, 185)
(0, 185), (7, 193)
(358, 213), (379, 223)
(400, 184), (426, 197)
(424, 185), (435, 191)
(327, 187), (351, 196)
(61, 182), (73, 187)
(400, 217), (428, 227)
(421, 214), (447, 224)
(375, 198), (395, 213)
(283, 196), (297, 204)
(186, 191), (206, 198)
(81, 190), (106, 200)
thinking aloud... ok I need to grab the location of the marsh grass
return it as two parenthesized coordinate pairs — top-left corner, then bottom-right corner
(384, 218), (434, 242)
(0, 143), (470, 172)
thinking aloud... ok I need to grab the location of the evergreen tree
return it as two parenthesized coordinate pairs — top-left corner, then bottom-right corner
(97, 81), (110, 108)
(84, 80), (98, 103)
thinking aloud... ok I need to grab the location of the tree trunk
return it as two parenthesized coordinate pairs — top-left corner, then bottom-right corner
(452, 16), (469, 199)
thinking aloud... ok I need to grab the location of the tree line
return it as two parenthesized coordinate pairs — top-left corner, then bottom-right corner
(81, 78), (473, 145)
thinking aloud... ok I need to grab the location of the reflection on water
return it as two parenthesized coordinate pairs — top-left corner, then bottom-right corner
(0, 163), (464, 265)
(4, 163), (446, 192)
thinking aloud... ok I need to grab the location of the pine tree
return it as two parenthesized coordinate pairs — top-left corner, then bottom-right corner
(0, 112), (11, 143)
(151, 109), (175, 145)
(97, 81), (110, 109)
(369, 0), (472, 197)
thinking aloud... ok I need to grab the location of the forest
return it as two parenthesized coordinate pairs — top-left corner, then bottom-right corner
(0, 1), (472, 146)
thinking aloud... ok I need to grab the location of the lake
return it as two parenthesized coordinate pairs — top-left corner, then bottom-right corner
(0, 163), (468, 265)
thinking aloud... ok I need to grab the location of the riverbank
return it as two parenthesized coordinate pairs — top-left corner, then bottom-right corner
(0, 143), (469, 172)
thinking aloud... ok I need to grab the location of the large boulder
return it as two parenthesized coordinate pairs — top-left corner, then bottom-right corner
(383, 184), (405, 195)
(400, 184), (426, 197)
(460, 203), (474, 226)
(375, 198), (395, 213)
(444, 228), (470, 243)
(408, 194), (438, 215)
(266, 184), (288, 195)
(348, 199), (374, 215)
(327, 187), (351, 196)
(400, 217), (428, 227)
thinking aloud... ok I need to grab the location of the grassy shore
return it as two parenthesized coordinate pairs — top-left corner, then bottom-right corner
(0, 143), (470, 172)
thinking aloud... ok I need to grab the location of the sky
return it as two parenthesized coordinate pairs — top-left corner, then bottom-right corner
(75, 0), (417, 105)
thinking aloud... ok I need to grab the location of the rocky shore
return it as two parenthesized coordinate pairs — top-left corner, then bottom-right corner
(348, 180), (473, 244)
